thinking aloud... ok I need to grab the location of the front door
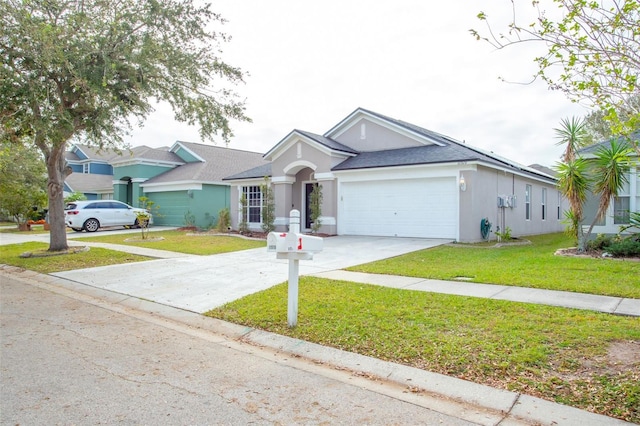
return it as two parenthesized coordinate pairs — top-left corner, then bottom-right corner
(304, 183), (315, 229)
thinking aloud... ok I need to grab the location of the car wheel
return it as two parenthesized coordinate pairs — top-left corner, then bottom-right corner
(83, 218), (100, 232)
(71, 228), (83, 232)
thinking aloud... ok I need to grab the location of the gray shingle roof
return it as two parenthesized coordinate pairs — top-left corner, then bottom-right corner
(577, 132), (639, 155)
(112, 145), (184, 164)
(65, 173), (113, 193)
(294, 130), (359, 154)
(68, 144), (120, 162)
(224, 163), (272, 180)
(145, 142), (268, 183)
(332, 143), (476, 170)
(228, 108), (558, 183)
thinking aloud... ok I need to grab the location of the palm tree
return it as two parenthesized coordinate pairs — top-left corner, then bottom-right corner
(554, 117), (589, 163)
(556, 158), (589, 243)
(555, 117), (590, 247)
(581, 140), (633, 249)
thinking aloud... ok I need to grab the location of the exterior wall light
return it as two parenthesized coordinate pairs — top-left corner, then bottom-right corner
(459, 174), (466, 192)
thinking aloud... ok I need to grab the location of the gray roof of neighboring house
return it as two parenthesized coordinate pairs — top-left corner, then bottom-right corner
(577, 132), (639, 155)
(528, 163), (558, 177)
(144, 141), (268, 184)
(66, 144), (120, 162)
(111, 145), (185, 164)
(65, 172), (113, 193)
(65, 151), (81, 162)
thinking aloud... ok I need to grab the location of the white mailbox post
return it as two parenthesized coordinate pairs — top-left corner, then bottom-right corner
(267, 209), (323, 327)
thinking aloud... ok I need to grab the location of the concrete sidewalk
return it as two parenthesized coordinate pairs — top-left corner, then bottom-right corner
(310, 270), (640, 317)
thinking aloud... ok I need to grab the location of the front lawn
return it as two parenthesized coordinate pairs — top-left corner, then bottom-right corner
(206, 278), (640, 423)
(0, 242), (150, 273)
(347, 233), (640, 298)
(77, 230), (265, 255)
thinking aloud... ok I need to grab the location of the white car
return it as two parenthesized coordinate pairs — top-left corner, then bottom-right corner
(65, 200), (152, 232)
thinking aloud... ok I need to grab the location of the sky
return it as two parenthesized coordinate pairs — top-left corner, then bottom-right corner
(126, 0), (589, 168)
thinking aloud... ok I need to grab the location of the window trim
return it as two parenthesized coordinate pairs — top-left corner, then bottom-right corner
(242, 185), (263, 224)
(541, 188), (547, 221)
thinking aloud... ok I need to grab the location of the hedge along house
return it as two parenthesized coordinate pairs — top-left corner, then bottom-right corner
(225, 108), (566, 242)
(577, 135), (639, 236)
(64, 142), (268, 229)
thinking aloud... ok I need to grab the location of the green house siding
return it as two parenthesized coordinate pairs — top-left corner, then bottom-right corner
(173, 146), (201, 163)
(147, 184), (231, 228)
(148, 192), (191, 226)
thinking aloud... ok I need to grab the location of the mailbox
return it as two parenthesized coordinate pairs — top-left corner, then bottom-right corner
(267, 232), (323, 254)
(267, 210), (324, 327)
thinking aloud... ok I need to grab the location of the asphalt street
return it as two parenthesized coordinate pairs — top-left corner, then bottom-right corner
(1, 275), (483, 425)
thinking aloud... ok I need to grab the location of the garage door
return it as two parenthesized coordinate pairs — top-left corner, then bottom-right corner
(340, 177), (457, 238)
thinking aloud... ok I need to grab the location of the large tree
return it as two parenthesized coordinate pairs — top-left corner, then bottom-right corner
(0, 0), (249, 251)
(471, 0), (640, 151)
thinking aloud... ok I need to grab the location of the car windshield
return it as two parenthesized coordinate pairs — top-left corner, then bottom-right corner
(64, 203), (77, 210)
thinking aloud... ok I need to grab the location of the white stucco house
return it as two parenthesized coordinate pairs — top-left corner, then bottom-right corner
(224, 108), (566, 242)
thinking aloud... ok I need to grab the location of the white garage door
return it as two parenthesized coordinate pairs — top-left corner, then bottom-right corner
(340, 177), (457, 238)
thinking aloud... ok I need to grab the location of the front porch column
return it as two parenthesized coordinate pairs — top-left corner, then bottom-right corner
(315, 175), (337, 235)
(131, 178), (147, 207)
(273, 176), (295, 231)
(112, 180), (128, 203)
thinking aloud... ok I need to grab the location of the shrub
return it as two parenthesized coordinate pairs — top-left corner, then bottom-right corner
(604, 236), (640, 257)
(217, 208), (230, 232)
(495, 226), (512, 241)
(184, 210), (196, 228)
(587, 234), (613, 251)
(238, 193), (249, 234)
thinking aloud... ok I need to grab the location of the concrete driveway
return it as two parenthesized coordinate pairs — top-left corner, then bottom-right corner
(52, 236), (448, 313)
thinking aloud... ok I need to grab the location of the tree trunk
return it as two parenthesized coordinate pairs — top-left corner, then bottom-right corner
(45, 145), (71, 252)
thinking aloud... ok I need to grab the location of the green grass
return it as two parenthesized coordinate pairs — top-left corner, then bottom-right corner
(206, 277), (640, 423)
(77, 230), (266, 255)
(0, 242), (150, 273)
(347, 233), (640, 298)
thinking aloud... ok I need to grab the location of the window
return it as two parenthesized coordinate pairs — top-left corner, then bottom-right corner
(557, 192), (561, 220)
(525, 184), (532, 220)
(83, 163), (89, 174)
(541, 188), (547, 220)
(614, 196), (630, 224)
(614, 178), (631, 224)
(243, 186), (262, 223)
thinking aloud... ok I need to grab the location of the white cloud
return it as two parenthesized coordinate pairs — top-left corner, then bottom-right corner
(126, 0), (589, 167)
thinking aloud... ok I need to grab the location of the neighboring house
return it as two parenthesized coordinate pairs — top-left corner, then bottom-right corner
(65, 144), (118, 200)
(64, 142), (268, 229)
(577, 136), (639, 236)
(225, 108), (566, 242)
